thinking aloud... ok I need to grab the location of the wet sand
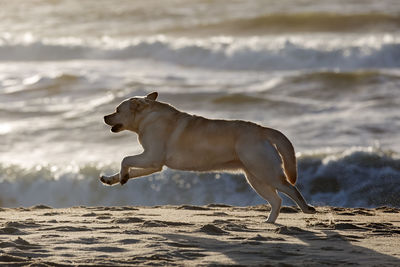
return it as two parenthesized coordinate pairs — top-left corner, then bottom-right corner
(0, 205), (399, 266)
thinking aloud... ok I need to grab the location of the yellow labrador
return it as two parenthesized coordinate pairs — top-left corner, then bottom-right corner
(101, 92), (316, 222)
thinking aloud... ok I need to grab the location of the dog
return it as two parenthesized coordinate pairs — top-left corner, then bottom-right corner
(101, 92), (316, 223)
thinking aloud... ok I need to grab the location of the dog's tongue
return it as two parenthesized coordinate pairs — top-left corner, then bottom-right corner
(111, 124), (123, 132)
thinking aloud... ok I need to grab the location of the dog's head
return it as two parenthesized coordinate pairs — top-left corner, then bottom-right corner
(104, 92), (158, 133)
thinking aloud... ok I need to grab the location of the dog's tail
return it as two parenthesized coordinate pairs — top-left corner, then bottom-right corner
(264, 128), (297, 185)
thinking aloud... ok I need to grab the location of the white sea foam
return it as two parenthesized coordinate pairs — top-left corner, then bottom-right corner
(1, 35), (400, 70)
(0, 147), (398, 208)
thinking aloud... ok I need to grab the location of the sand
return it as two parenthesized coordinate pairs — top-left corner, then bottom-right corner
(0, 205), (399, 266)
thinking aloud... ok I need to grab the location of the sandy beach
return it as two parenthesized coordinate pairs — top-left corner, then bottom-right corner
(0, 205), (399, 266)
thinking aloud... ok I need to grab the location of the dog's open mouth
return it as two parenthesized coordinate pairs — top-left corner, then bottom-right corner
(111, 124), (123, 132)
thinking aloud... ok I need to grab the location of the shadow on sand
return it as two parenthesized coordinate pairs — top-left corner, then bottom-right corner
(158, 225), (400, 266)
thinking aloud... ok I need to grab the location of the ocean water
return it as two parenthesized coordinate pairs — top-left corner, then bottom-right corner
(0, 0), (399, 208)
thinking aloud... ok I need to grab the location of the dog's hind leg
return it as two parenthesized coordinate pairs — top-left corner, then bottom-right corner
(275, 179), (316, 214)
(237, 138), (315, 220)
(244, 170), (282, 223)
(237, 138), (289, 222)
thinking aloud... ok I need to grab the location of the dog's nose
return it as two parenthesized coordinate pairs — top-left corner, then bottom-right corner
(104, 115), (109, 123)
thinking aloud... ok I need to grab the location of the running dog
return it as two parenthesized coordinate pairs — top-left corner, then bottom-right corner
(101, 92), (316, 222)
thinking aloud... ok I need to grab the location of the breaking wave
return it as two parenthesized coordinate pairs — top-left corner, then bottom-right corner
(1, 36), (400, 71)
(0, 147), (399, 208)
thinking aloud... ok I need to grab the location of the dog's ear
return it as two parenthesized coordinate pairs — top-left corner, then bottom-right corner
(146, 92), (158, 101)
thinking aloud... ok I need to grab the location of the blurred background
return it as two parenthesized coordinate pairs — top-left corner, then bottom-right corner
(0, 0), (399, 208)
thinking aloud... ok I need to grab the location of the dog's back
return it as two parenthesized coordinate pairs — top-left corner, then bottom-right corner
(161, 107), (244, 171)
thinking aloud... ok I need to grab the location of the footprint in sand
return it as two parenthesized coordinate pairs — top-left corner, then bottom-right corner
(142, 220), (168, 227)
(0, 236), (43, 264)
(375, 207), (400, 213)
(334, 223), (367, 231)
(141, 220), (193, 227)
(41, 211), (62, 216)
(30, 205), (53, 210)
(113, 217), (144, 224)
(280, 206), (300, 213)
(275, 226), (310, 235)
(0, 254), (29, 263)
(0, 227), (26, 235)
(156, 220), (194, 227)
(200, 224), (228, 235)
(4, 221), (41, 228)
(178, 205), (211, 211)
(96, 215), (112, 220)
(102, 206), (139, 211)
(212, 219), (253, 232)
(82, 212), (97, 217)
(118, 238), (141, 245)
(248, 234), (285, 241)
(40, 226), (91, 232)
(362, 222), (400, 235)
(84, 246), (127, 253)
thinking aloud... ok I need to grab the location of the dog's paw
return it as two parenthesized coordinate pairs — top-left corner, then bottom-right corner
(304, 205), (317, 214)
(100, 175), (111, 185)
(100, 175), (119, 186)
(120, 174), (129, 185)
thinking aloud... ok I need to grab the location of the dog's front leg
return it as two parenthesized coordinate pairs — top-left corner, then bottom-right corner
(100, 167), (161, 186)
(129, 167), (162, 179)
(120, 153), (163, 185)
(100, 173), (120, 186)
